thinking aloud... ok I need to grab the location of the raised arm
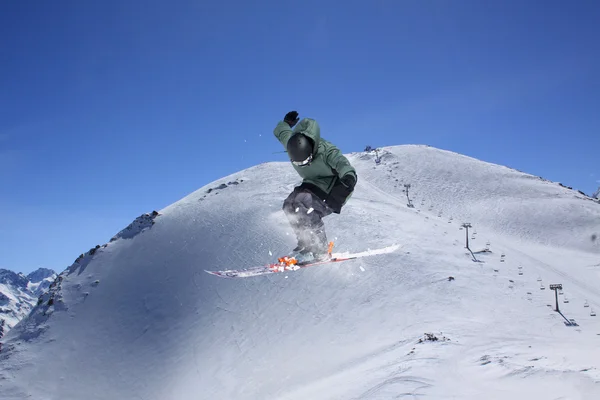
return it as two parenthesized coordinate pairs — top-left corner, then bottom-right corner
(273, 111), (300, 148)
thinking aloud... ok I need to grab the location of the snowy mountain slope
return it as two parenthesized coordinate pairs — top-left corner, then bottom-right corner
(1, 145), (599, 400)
(0, 268), (56, 339)
(357, 145), (600, 253)
(594, 186), (600, 199)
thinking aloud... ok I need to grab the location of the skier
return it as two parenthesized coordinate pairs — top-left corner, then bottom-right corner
(273, 111), (357, 263)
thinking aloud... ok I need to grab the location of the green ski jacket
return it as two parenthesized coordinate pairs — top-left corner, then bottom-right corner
(274, 118), (357, 213)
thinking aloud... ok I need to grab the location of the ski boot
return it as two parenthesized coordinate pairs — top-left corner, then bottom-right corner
(307, 228), (332, 262)
(295, 241), (333, 264)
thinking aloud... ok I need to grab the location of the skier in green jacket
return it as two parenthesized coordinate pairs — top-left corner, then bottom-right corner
(273, 111), (357, 262)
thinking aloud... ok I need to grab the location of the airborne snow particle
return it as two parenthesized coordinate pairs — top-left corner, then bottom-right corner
(592, 234), (597, 242)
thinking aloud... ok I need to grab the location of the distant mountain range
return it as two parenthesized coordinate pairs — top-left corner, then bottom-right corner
(0, 267), (56, 339)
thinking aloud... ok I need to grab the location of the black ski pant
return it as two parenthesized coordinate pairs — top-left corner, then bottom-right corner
(282, 187), (332, 253)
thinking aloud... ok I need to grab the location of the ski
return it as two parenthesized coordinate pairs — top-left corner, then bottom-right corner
(205, 244), (400, 278)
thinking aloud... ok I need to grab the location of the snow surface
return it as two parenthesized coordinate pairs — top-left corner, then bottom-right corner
(1, 145), (599, 400)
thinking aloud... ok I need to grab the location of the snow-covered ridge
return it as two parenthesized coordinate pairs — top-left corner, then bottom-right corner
(18, 211), (163, 341)
(109, 210), (161, 241)
(0, 211), (160, 343)
(1, 145), (599, 400)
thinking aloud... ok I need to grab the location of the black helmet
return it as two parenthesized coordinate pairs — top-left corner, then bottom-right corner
(287, 133), (314, 166)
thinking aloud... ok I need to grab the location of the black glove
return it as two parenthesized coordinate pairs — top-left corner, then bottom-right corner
(340, 174), (357, 190)
(326, 174), (357, 214)
(284, 111), (300, 128)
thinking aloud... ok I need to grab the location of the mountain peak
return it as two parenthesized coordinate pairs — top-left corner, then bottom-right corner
(0, 269), (29, 289)
(27, 268), (56, 283)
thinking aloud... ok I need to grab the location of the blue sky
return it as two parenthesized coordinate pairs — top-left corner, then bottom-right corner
(1, 1), (599, 274)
